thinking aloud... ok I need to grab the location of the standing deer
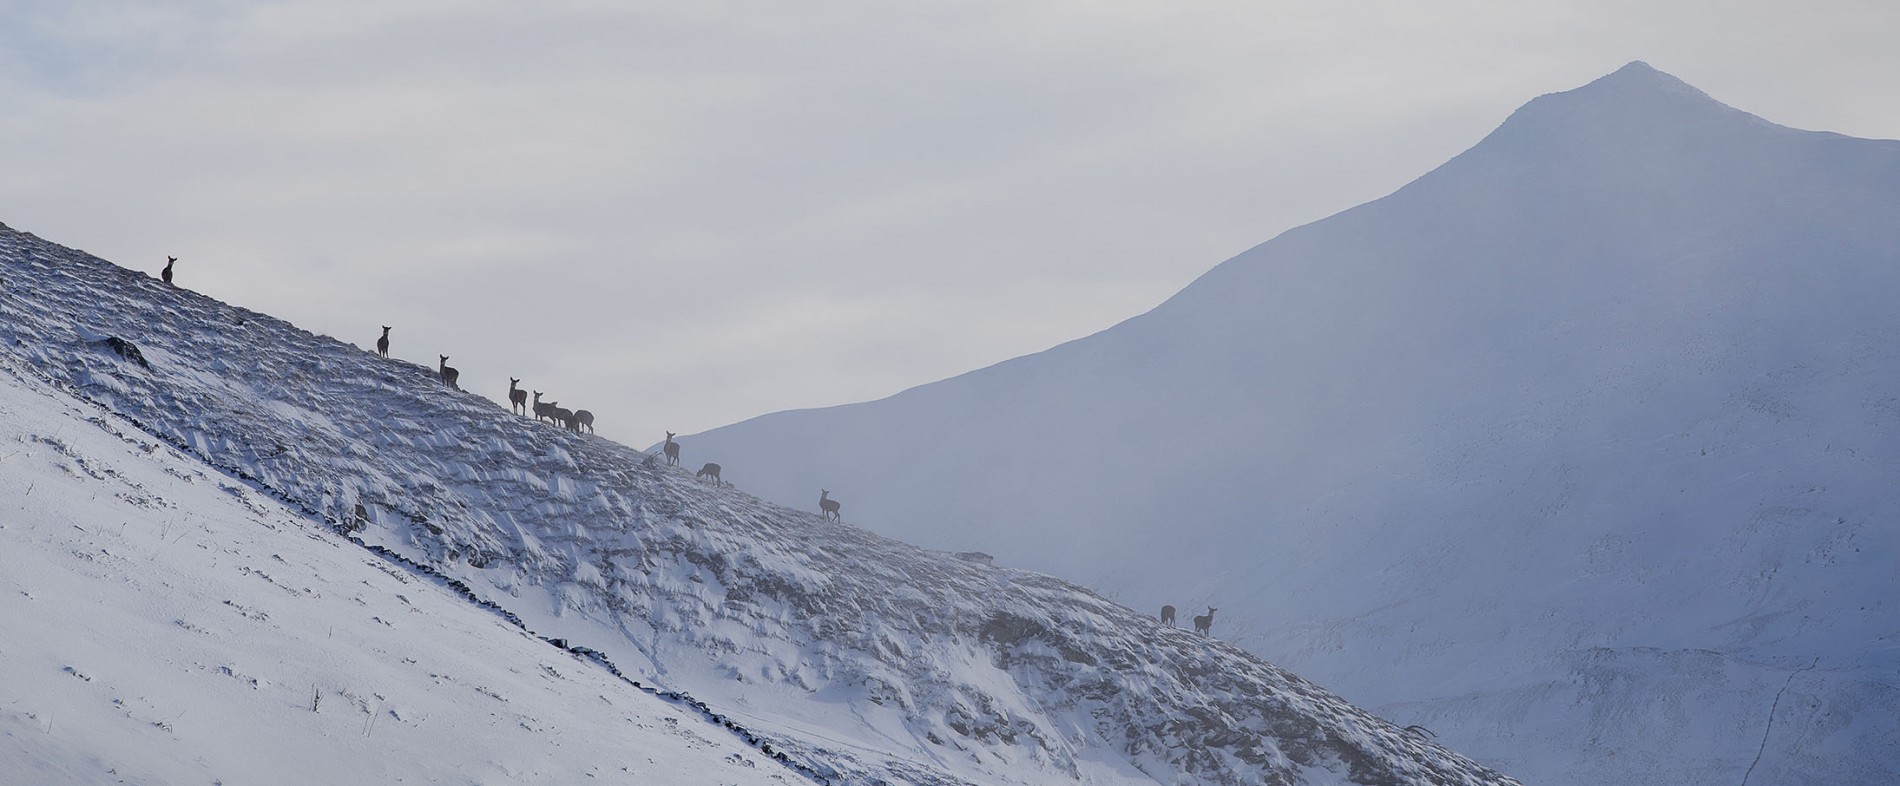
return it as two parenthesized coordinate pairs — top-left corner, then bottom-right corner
(696, 463), (722, 483)
(161, 256), (175, 284)
(1193, 607), (1218, 636)
(574, 410), (594, 434)
(508, 378), (527, 415)
(549, 404), (574, 430)
(532, 391), (553, 422)
(662, 432), (680, 466)
(376, 326), (391, 358)
(437, 355), (460, 389)
(818, 489), (842, 522)
(1160, 605), (1176, 626)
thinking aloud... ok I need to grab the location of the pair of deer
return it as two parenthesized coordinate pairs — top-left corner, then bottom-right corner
(1160, 605), (1217, 636)
(380, 325), (464, 394)
(377, 329), (471, 399)
(522, 384), (594, 433)
(661, 432), (724, 485)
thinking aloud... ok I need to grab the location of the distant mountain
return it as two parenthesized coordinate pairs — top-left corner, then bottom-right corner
(681, 62), (1900, 785)
(0, 222), (1517, 784)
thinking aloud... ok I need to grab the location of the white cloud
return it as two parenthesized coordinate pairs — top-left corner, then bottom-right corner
(1, 0), (1895, 445)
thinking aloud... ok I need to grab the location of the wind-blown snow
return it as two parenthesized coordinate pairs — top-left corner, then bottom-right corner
(0, 223), (1517, 784)
(680, 62), (1900, 785)
(0, 356), (800, 785)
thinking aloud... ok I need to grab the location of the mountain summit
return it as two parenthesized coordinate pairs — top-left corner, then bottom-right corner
(1531, 59), (1725, 112)
(685, 64), (1900, 786)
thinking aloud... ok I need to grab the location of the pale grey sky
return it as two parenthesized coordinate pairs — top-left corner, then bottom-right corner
(3, 1), (1896, 446)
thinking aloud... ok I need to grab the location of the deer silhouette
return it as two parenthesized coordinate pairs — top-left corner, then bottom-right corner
(663, 432), (680, 466)
(161, 256), (175, 284)
(1193, 607), (1217, 636)
(696, 463), (722, 483)
(376, 326), (391, 358)
(574, 409), (594, 434)
(438, 355), (460, 389)
(1160, 605), (1176, 626)
(818, 489), (842, 522)
(549, 404), (574, 430)
(508, 378), (526, 415)
(531, 391), (554, 422)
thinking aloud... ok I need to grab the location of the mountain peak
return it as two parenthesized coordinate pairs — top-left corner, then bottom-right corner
(1511, 60), (1737, 126)
(1435, 60), (1784, 177)
(1570, 60), (1716, 104)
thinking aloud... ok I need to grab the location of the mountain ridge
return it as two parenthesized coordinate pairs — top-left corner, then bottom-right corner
(0, 222), (1519, 785)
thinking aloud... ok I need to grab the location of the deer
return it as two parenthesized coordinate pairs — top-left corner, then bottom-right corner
(662, 432), (680, 466)
(574, 409), (594, 434)
(1160, 605), (1176, 626)
(376, 326), (391, 358)
(549, 404), (574, 430)
(161, 256), (175, 284)
(531, 391), (554, 422)
(696, 463), (722, 483)
(818, 489), (842, 522)
(438, 355), (460, 389)
(1193, 607), (1217, 636)
(507, 378), (526, 415)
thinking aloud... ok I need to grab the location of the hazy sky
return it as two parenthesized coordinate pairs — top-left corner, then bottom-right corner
(3, 1), (1895, 446)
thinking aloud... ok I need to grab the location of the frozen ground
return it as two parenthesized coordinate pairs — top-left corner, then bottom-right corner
(0, 221), (1517, 785)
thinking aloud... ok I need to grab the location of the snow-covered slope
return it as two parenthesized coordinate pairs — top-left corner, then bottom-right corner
(0, 356), (802, 785)
(0, 226), (1518, 785)
(679, 62), (1900, 785)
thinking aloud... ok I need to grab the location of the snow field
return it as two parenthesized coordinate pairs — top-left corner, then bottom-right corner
(0, 360), (801, 786)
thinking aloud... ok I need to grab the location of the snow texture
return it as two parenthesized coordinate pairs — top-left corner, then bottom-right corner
(0, 357), (801, 785)
(0, 225), (1519, 783)
(679, 62), (1900, 785)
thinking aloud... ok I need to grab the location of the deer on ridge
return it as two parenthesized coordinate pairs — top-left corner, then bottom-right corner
(532, 391), (554, 422)
(1193, 607), (1218, 637)
(438, 355), (460, 389)
(574, 409), (594, 434)
(1160, 605), (1176, 626)
(508, 378), (527, 415)
(663, 432), (680, 466)
(161, 256), (175, 284)
(376, 326), (391, 358)
(818, 489), (842, 522)
(696, 463), (722, 483)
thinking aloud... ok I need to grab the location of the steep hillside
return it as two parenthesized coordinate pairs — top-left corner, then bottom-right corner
(680, 62), (1900, 785)
(0, 354), (803, 785)
(0, 223), (1518, 785)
